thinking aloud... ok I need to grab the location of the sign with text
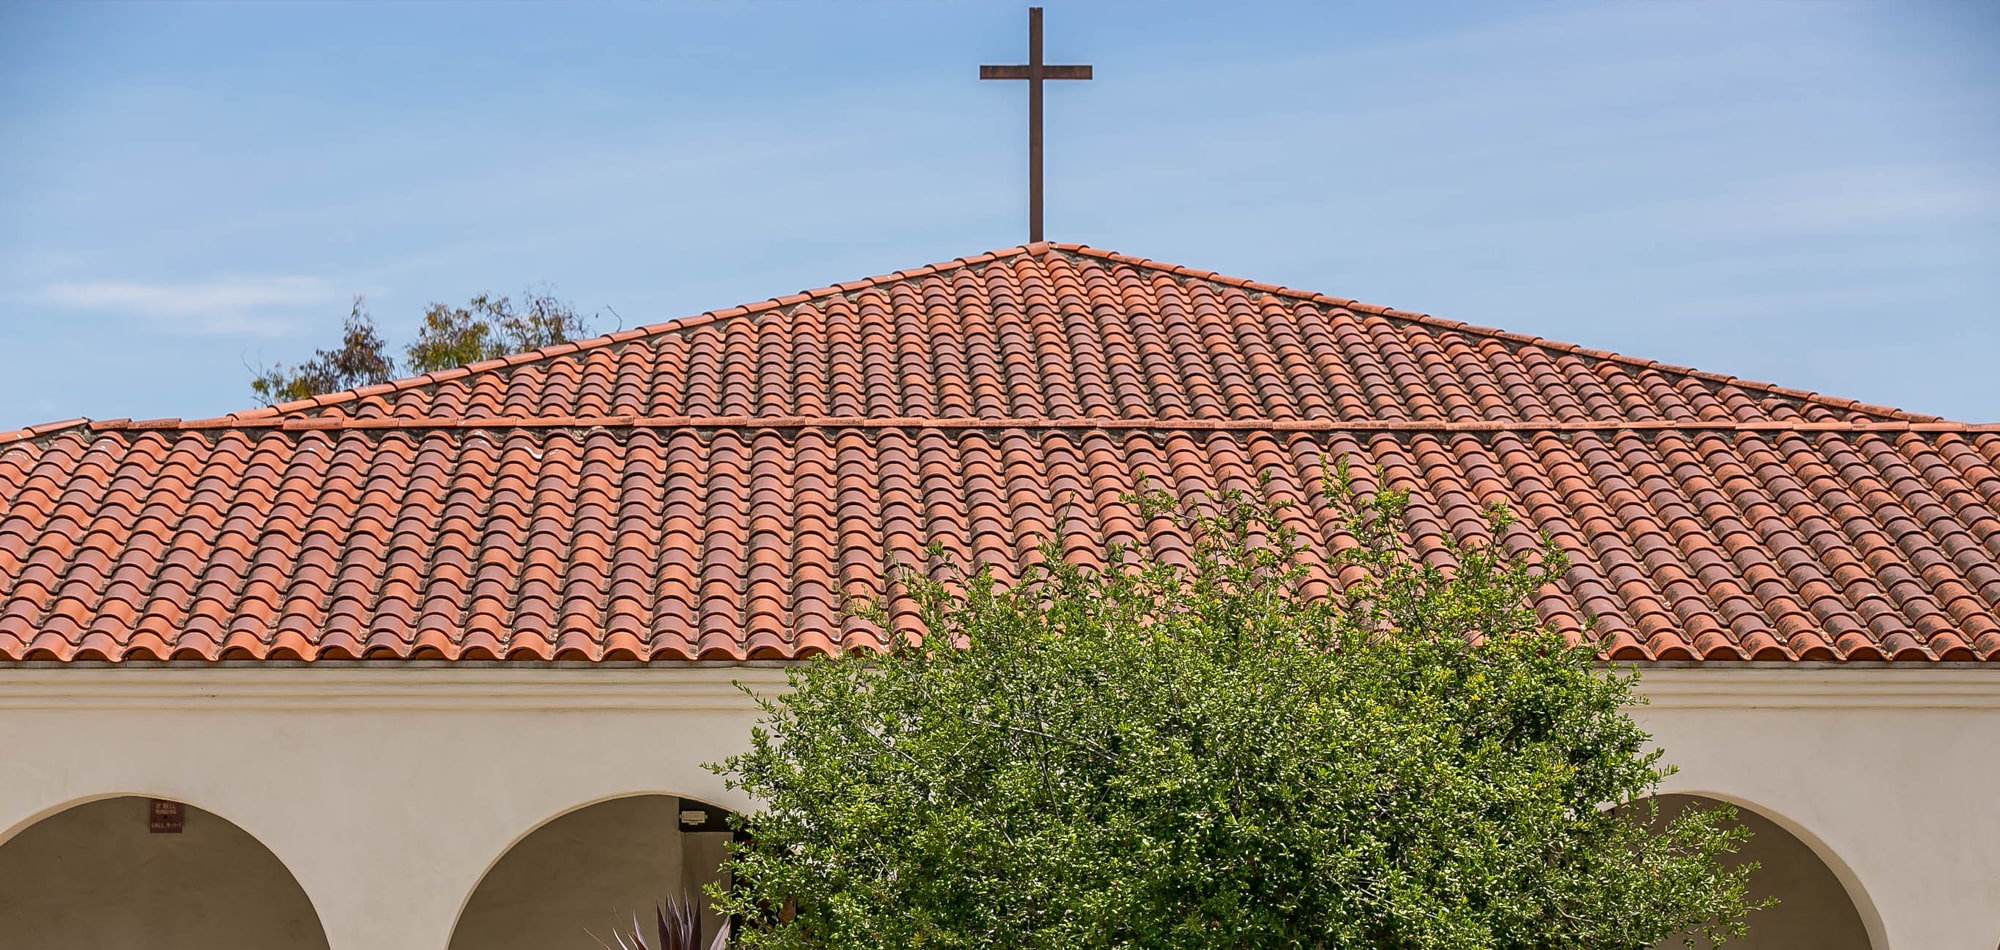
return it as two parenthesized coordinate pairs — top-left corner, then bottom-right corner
(148, 799), (183, 834)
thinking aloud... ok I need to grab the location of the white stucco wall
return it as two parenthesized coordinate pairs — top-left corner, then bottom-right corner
(0, 663), (775, 950)
(0, 662), (1993, 950)
(1633, 666), (2000, 950)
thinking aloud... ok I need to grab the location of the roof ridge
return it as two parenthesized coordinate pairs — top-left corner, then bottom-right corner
(0, 418), (92, 446)
(17, 414), (1997, 441)
(1054, 244), (1935, 424)
(209, 243), (1061, 425)
(5, 241), (1952, 442)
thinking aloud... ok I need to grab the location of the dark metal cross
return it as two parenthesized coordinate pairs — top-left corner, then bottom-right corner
(980, 7), (1092, 243)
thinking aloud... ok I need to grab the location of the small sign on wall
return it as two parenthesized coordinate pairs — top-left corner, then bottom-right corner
(149, 799), (183, 834)
(677, 799), (734, 833)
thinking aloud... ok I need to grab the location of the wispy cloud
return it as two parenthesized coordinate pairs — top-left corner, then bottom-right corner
(40, 276), (342, 336)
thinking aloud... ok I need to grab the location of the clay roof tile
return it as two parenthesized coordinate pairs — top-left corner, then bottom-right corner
(2, 246), (1992, 662)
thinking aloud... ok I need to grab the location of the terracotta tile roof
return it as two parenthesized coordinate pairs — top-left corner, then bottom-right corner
(2, 244), (1997, 663)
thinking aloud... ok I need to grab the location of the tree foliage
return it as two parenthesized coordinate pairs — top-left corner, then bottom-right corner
(249, 289), (591, 405)
(712, 465), (1761, 949)
(404, 290), (591, 375)
(249, 297), (396, 405)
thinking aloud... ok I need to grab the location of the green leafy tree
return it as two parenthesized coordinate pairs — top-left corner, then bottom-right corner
(250, 297), (396, 405)
(404, 289), (591, 374)
(712, 464), (1761, 949)
(249, 289), (593, 404)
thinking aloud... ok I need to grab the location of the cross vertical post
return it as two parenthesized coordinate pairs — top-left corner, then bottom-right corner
(981, 7), (1092, 243)
(1029, 6), (1043, 244)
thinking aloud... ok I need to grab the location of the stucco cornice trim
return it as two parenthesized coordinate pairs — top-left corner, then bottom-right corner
(0, 665), (795, 712)
(0, 662), (1996, 712)
(1627, 664), (2000, 710)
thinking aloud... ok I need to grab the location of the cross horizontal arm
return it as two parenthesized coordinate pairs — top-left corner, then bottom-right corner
(979, 64), (1093, 80)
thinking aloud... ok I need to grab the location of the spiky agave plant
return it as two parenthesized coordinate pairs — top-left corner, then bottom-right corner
(591, 893), (731, 950)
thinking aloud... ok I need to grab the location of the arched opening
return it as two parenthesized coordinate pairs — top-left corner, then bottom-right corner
(1649, 794), (1873, 950)
(0, 795), (330, 948)
(450, 794), (739, 950)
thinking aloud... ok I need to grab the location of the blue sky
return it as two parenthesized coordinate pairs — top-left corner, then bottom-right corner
(1, 1), (1995, 427)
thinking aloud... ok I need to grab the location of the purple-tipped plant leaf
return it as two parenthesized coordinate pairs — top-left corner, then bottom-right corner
(596, 890), (722, 950)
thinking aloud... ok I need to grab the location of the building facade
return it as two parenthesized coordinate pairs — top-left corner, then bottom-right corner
(3, 245), (1996, 948)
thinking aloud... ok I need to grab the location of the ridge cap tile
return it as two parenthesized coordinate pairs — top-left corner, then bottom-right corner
(458, 354), (516, 374)
(22, 418), (90, 438)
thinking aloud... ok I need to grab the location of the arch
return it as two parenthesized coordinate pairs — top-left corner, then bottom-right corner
(449, 791), (742, 950)
(0, 789), (135, 848)
(0, 793), (332, 949)
(1647, 791), (1885, 950)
